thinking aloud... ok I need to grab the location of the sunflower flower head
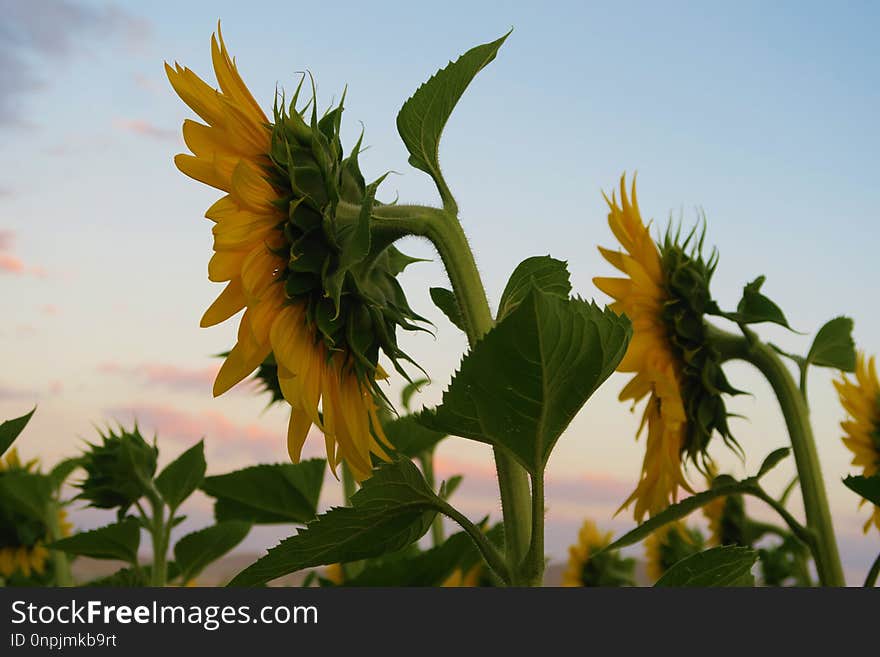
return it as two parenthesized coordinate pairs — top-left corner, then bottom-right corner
(593, 174), (740, 521)
(0, 452), (65, 582)
(644, 521), (705, 583)
(168, 28), (426, 481)
(834, 352), (880, 532)
(562, 519), (635, 587)
(76, 425), (158, 512)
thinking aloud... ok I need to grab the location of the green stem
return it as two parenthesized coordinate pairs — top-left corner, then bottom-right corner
(521, 473), (545, 586)
(865, 551), (880, 588)
(437, 499), (509, 584)
(147, 490), (168, 587)
(47, 502), (73, 587)
(710, 325), (845, 586)
(372, 203), (534, 580)
(419, 451), (445, 546)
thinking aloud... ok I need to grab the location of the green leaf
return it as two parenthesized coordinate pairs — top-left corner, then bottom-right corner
(396, 32), (510, 211)
(0, 471), (53, 521)
(602, 450), (788, 552)
(843, 474), (880, 507)
(0, 407), (36, 457)
(48, 457), (83, 491)
(174, 521), (251, 583)
(756, 447), (791, 479)
(400, 378), (429, 412)
(384, 414), (447, 458)
(83, 563), (180, 587)
(342, 530), (475, 586)
(420, 289), (631, 474)
(497, 256), (571, 321)
(440, 475), (463, 500)
(733, 276), (792, 329)
(430, 287), (465, 332)
(202, 459), (325, 525)
(654, 546), (758, 587)
(155, 440), (206, 511)
(228, 460), (441, 587)
(806, 316), (856, 372)
(50, 518), (141, 563)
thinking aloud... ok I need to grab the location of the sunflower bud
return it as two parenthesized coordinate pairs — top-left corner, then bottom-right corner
(0, 450), (56, 582)
(76, 425), (158, 511)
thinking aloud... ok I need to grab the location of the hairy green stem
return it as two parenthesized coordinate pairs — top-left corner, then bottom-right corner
(521, 473), (545, 586)
(419, 451), (445, 546)
(147, 489), (168, 587)
(437, 499), (510, 584)
(372, 203), (534, 582)
(709, 325), (845, 586)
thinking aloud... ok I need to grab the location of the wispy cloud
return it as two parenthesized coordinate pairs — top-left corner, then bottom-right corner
(0, 383), (37, 402)
(0, 230), (46, 277)
(0, 1), (151, 128)
(98, 361), (223, 393)
(113, 118), (176, 141)
(104, 403), (293, 462)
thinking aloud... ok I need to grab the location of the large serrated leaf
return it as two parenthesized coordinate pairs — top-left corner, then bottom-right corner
(396, 33), (509, 210)
(342, 530), (475, 586)
(654, 546), (758, 587)
(174, 521), (251, 583)
(202, 460), (325, 525)
(420, 288), (631, 474)
(50, 518), (141, 563)
(228, 460), (441, 587)
(384, 414), (447, 458)
(497, 256), (571, 321)
(155, 440), (206, 511)
(0, 407), (35, 457)
(807, 316), (856, 371)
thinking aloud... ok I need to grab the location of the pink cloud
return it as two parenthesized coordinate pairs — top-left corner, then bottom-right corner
(41, 304), (59, 315)
(0, 254), (24, 273)
(48, 381), (63, 395)
(113, 118), (176, 141)
(0, 231), (48, 277)
(133, 73), (163, 95)
(98, 361), (222, 393)
(0, 384), (36, 402)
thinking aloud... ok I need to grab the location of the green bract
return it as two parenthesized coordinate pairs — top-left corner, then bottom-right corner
(659, 224), (742, 466)
(76, 425), (158, 512)
(267, 84), (427, 395)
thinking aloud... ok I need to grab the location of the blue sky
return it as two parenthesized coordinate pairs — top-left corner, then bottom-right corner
(1, 0), (878, 581)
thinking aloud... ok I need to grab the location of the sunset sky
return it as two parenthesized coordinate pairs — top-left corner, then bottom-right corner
(2, 0), (878, 582)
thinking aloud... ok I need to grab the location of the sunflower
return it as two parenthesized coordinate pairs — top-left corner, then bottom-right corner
(0, 450), (71, 581)
(562, 519), (634, 587)
(834, 352), (880, 532)
(168, 28), (424, 480)
(644, 521), (704, 582)
(441, 563), (483, 587)
(594, 175), (738, 520)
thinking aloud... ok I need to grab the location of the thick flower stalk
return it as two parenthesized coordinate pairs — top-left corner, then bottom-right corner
(834, 352), (880, 532)
(167, 30), (425, 480)
(594, 175), (738, 520)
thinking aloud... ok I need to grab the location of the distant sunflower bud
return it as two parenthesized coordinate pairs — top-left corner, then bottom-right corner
(594, 174), (741, 521)
(644, 521), (705, 582)
(76, 425), (158, 511)
(168, 27), (427, 480)
(0, 450), (68, 583)
(562, 519), (635, 587)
